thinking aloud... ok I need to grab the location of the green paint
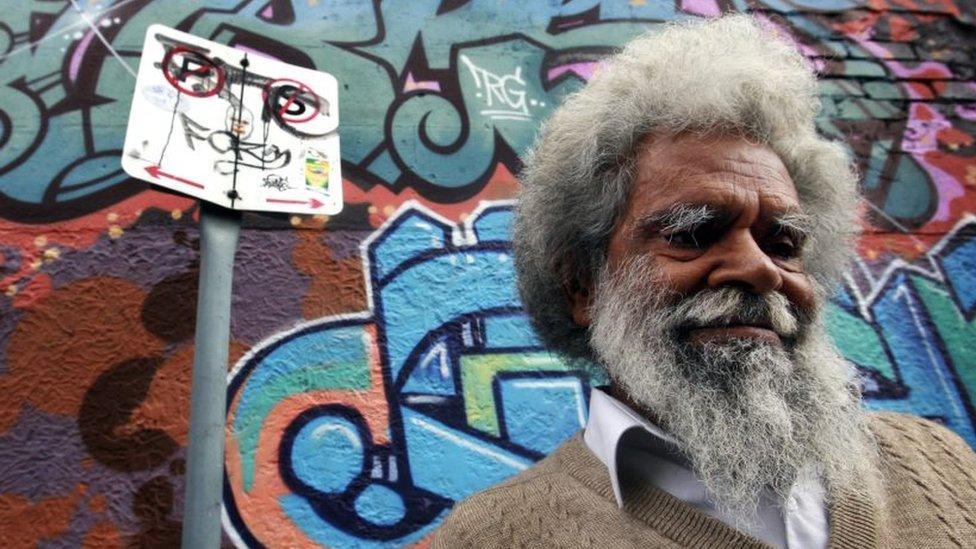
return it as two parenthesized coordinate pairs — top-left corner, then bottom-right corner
(910, 274), (976, 406)
(863, 81), (905, 100)
(825, 303), (897, 381)
(883, 155), (933, 219)
(819, 79), (866, 98)
(460, 352), (576, 437)
(841, 60), (888, 78)
(834, 98), (902, 120)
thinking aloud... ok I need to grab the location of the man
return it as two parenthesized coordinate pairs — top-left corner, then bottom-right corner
(432, 14), (976, 549)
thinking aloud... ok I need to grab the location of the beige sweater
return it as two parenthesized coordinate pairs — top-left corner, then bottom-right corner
(432, 412), (976, 548)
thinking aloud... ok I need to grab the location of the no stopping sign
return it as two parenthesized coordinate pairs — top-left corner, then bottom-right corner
(263, 79), (321, 124)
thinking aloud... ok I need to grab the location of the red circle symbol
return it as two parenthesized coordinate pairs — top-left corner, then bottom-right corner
(162, 46), (225, 98)
(262, 78), (321, 124)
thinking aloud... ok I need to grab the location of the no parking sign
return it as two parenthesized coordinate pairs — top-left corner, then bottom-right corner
(121, 24), (342, 215)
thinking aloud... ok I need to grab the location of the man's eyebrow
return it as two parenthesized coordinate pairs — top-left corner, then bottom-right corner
(773, 210), (812, 240)
(774, 210), (812, 234)
(633, 203), (717, 234)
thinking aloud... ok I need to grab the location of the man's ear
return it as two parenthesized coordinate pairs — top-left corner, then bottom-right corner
(566, 279), (593, 328)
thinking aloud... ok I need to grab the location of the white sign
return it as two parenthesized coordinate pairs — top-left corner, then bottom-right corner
(121, 25), (342, 215)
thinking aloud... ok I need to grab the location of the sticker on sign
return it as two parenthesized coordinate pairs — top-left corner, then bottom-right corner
(121, 25), (343, 216)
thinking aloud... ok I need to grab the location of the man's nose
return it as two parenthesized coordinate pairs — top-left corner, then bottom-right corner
(706, 229), (782, 293)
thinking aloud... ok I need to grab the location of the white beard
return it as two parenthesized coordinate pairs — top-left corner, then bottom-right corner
(588, 257), (878, 520)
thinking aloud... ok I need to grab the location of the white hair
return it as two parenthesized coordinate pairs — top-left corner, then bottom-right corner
(513, 14), (859, 360)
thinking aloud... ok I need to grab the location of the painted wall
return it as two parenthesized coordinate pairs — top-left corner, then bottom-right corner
(0, 1), (974, 547)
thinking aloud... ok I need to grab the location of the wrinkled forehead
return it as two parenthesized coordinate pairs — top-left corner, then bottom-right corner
(628, 133), (801, 216)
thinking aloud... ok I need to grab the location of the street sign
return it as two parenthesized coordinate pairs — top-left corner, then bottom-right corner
(119, 25), (348, 548)
(121, 25), (343, 216)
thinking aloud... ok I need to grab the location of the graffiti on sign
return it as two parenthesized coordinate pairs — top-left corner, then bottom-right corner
(121, 24), (342, 214)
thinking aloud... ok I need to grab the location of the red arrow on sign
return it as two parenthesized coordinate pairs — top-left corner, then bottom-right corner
(266, 197), (324, 209)
(145, 165), (205, 189)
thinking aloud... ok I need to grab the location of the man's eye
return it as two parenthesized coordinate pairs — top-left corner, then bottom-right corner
(765, 237), (801, 259)
(664, 229), (702, 249)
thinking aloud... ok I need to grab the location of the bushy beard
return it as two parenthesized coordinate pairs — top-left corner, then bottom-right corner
(588, 257), (878, 521)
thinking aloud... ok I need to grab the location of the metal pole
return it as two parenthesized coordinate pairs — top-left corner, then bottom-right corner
(182, 201), (242, 549)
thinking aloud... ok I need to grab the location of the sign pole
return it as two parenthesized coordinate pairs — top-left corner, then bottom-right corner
(121, 28), (343, 545)
(182, 201), (242, 548)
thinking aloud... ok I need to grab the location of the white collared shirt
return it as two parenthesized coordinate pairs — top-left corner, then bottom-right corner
(582, 388), (828, 549)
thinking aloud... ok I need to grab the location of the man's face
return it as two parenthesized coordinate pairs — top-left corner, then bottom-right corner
(576, 133), (874, 517)
(572, 132), (816, 344)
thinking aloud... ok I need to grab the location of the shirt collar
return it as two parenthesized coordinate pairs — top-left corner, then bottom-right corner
(583, 387), (683, 506)
(582, 387), (831, 549)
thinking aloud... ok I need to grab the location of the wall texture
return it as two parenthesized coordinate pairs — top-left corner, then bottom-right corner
(0, 1), (974, 547)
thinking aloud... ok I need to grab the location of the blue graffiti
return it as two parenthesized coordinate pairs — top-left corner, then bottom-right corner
(827, 218), (976, 445)
(4, 0), (946, 233)
(226, 204), (976, 547)
(225, 202), (600, 547)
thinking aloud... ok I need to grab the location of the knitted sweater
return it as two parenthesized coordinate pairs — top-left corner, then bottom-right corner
(432, 412), (976, 548)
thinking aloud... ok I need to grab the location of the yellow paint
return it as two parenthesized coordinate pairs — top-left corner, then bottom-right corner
(304, 149), (331, 190)
(43, 248), (60, 262)
(460, 352), (583, 436)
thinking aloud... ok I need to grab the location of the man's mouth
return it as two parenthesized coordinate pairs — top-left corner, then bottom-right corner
(681, 322), (784, 347)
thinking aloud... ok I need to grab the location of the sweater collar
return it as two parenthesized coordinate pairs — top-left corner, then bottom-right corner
(557, 431), (883, 548)
(582, 387), (831, 548)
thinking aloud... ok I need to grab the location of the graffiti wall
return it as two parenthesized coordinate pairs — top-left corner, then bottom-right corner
(0, 1), (974, 547)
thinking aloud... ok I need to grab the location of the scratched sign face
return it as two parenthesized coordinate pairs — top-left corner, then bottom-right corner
(121, 25), (342, 215)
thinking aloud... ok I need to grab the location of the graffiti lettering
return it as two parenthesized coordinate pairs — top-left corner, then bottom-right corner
(261, 173), (291, 191)
(460, 55), (533, 122)
(1, 3), (974, 548)
(1, 1), (972, 226)
(224, 203), (976, 547)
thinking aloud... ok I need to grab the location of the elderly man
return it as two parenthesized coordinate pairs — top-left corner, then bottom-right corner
(432, 14), (976, 549)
